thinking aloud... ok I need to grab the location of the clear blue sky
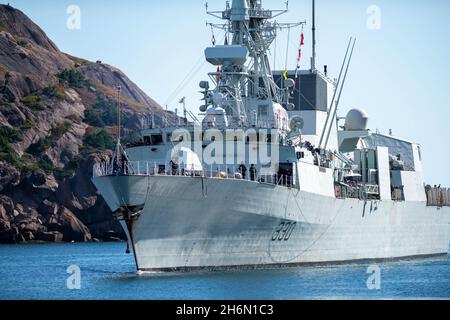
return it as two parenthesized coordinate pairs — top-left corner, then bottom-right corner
(2, 0), (450, 186)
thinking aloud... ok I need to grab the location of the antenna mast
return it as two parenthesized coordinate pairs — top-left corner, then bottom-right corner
(113, 85), (122, 170)
(311, 0), (316, 71)
(116, 85), (121, 145)
(179, 96), (187, 125)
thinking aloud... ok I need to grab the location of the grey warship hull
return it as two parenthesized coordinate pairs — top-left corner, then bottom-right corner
(93, 174), (450, 271)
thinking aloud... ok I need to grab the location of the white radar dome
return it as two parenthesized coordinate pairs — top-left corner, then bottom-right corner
(344, 108), (369, 131)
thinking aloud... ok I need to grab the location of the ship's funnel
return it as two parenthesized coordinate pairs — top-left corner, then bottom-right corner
(230, 0), (249, 21)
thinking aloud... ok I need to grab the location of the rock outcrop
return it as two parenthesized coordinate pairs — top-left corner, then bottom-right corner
(0, 5), (72, 101)
(0, 160), (20, 192)
(0, 4), (170, 243)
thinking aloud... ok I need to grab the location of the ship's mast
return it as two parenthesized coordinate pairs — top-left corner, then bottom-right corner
(311, 0), (316, 71)
(205, 0), (304, 126)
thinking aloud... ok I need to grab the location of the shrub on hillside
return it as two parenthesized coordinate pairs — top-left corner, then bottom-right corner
(58, 69), (90, 88)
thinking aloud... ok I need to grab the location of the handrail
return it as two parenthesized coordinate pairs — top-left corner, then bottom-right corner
(427, 187), (450, 207)
(93, 160), (295, 188)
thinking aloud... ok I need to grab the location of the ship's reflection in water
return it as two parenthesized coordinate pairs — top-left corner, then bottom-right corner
(0, 242), (449, 299)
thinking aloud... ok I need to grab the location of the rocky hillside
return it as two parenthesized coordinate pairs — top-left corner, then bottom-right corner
(0, 4), (169, 243)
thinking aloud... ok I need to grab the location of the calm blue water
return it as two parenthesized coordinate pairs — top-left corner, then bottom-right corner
(0, 242), (449, 300)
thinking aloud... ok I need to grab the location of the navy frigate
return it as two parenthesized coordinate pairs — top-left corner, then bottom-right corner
(92, 0), (450, 272)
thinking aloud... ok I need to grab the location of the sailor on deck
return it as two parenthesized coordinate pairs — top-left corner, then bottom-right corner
(250, 164), (257, 181)
(238, 162), (247, 180)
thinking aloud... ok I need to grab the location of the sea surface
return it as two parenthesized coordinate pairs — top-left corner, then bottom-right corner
(0, 242), (449, 300)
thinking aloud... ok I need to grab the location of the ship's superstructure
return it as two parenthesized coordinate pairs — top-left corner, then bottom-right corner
(92, 0), (450, 272)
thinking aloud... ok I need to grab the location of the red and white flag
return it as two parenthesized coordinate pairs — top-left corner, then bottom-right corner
(295, 32), (305, 80)
(292, 32), (305, 94)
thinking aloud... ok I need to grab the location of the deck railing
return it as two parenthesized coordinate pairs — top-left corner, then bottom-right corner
(427, 188), (450, 207)
(93, 161), (294, 188)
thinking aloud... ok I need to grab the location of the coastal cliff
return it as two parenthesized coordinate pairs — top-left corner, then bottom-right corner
(0, 4), (167, 243)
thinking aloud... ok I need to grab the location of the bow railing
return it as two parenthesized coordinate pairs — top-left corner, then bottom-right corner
(93, 161), (295, 188)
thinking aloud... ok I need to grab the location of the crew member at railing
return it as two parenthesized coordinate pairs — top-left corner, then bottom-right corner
(170, 160), (179, 175)
(238, 162), (247, 180)
(250, 164), (257, 181)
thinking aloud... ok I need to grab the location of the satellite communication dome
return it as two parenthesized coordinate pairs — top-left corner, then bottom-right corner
(289, 116), (304, 132)
(344, 108), (369, 131)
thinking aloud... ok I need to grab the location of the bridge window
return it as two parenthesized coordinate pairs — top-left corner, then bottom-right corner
(144, 134), (163, 145)
(258, 105), (268, 118)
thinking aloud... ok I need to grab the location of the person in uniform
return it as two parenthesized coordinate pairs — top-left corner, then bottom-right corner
(238, 162), (247, 180)
(250, 164), (257, 181)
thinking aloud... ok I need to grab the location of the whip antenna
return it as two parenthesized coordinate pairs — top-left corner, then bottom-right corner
(311, 0), (316, 71)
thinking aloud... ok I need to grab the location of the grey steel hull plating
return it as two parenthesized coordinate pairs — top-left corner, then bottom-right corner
(93, 175), (450, 271)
